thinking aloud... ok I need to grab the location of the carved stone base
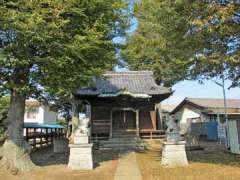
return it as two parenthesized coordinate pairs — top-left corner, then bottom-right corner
(68, 144), (93, 170)
(161, 141), (188, 167)
(74, 134), (89, 144)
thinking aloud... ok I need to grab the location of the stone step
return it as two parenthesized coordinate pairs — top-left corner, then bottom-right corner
(99, 146), (136, 150)
(112, 131), (136, 135)
(112, 133), (137, 137)
(100, 143), (137, 150)
(112, 136), (137, 139)
(101, 140), (137, 144)
(109, 139), (136, 141)
(101, 142), (137, 146)
(112, 133), (136, 136)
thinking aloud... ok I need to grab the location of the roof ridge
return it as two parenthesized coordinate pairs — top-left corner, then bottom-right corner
(104, 71), (153, 76)
(186, 97), (240, 101)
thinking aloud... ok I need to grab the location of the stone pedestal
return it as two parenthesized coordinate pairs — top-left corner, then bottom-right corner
(68, 117), (93, 170)
(68, 143), (93, 170)
(74, 134), (89, 144)
(161, 141), (188, 167)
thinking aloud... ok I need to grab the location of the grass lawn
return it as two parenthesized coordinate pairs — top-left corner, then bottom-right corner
(136, 140), (240, 180)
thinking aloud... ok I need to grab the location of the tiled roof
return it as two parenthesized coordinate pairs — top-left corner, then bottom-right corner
(161, 104), (177, 113)
(186, 98), (240, 109)
(75, 71), (171, 97)
(171, 97), (240, 114)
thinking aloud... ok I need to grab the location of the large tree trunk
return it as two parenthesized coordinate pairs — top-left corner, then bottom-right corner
(1, 89), (34, 172)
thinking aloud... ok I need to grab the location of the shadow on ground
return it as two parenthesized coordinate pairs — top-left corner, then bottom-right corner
(187, 150), (240, 166)
(30, 146), (69, 166)
(136, 140), (240, 167)
(186, 141), (240, 166)
(30, 146), (121, 168)
(93, 149), (120, 168)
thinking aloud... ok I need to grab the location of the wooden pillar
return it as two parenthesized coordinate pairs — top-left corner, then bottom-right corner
(72, 101), (79, 134)
(110, 109), (113, 138)
(150, 111), (157, 130)
(26, 128), (29, 143)
(136, 110), (140, 137)
(46, 128), (49, 145)
(157, 103), (163, 130)
(50, 128), (53, 143)
(33, 128), (36, 148)
(40, 128), (43, 148)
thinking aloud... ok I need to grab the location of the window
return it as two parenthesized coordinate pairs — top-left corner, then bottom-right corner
(26, 107), (39, 119)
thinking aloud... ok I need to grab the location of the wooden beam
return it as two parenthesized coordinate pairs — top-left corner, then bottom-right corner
(110, 109), (113, 138)
(136, 110), (140, 137)
(40, 128), (43, 148)
(150, 111), (157, 130)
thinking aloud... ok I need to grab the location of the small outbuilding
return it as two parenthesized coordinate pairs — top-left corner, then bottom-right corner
(24, 100), (57, 125)
(171, 97), (240, 153)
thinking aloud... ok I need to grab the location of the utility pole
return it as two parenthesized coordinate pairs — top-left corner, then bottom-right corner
(221, 75), (229, 147)
(212, 69), (229, 148)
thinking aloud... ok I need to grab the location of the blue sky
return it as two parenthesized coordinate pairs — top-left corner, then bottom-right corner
(163, 80), (240, 105)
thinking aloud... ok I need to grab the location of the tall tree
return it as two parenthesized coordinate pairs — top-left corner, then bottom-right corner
(0, 0), (127, 172)
(122, 0), (195, 86)
(123, 0), (240, 87)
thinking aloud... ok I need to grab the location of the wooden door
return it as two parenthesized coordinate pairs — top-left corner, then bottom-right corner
(112, 110), (136, 130)
(112, 110), (125, 130)
(125, 111), (136, 129)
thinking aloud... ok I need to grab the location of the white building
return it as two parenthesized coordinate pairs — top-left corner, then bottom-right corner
(24, 100), (57, 125)
(171, 98), (240, 135)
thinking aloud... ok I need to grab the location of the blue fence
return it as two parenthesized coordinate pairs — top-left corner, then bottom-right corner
(191, 121), (218, 141)
(206, 121), (218, 141)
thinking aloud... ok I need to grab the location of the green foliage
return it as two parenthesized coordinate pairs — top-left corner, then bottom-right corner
(184, 1), (240, 84)
(122, 0), (194, 86)
(0, 96), (9, 137)
(0, 0), (128, 101)
(123, 0), (240, 86)
(57, 118), (67, 126)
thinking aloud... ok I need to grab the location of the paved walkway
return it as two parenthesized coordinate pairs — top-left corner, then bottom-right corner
(114, 151), (142, 180)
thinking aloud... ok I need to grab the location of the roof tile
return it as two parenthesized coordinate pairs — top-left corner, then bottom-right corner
(76, 71), (171, 96)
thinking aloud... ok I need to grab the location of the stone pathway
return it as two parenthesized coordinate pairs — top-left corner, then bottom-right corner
(114, 151), (142, 180)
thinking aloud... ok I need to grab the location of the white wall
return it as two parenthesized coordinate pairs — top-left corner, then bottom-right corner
(174, 104), (210, 134)
(174, 105), (201, 124)
(24, 105), (57, 124)
(24, 106), (44, 124)
(43, 106), (57, 124)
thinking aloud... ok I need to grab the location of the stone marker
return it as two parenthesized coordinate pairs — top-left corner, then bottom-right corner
(68, 117), (93, 170)
(161, 117), (188, 167)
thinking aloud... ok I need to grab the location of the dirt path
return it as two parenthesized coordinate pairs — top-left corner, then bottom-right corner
(114, 151), (142, 180)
